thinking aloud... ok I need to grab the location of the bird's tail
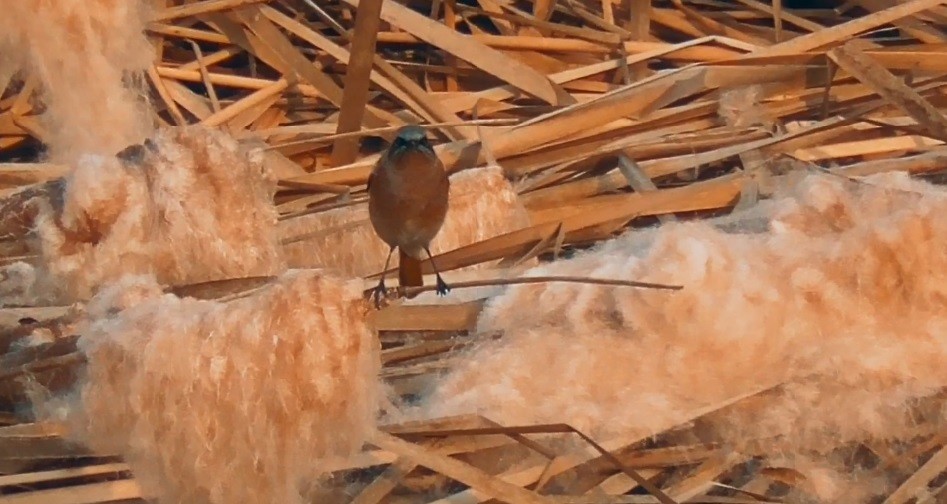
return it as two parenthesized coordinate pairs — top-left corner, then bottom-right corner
(398, 249), (424, 298)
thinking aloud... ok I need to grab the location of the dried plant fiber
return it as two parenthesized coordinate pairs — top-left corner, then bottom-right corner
(717, 85), (773, 131)
(29, 125), (286, 303)
(280, 165), (531, 278)
(421, 171), (947, 502)
(35, 271), (380, 504)
(0, 0), (154, 162)
(0, 261), (41, 307)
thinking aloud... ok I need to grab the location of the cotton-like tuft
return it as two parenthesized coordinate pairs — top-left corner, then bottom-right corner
(421, 172), (947, 502)
(0, 0), (154, 161)
(38, 270), (380, 504)
(30, 125), (286, 303)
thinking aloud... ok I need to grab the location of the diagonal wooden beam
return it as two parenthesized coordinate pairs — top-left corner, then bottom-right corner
(152, 0), (267, 22)
(260, 6), (471, 142)
(331, 0), (385, 167)
(828, 42), (947, 141)
(744, 0), (947, 57)
(342, 0), (575, 106)
(216, 6), (391, 128)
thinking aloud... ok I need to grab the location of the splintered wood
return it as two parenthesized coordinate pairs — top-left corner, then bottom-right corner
(3, 0), (947, 503)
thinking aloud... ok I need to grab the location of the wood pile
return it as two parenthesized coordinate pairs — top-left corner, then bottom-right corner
(3, 0), (947, 502)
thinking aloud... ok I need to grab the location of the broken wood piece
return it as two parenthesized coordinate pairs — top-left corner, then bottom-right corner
(370, 430), (553, 504)
(331, 0), (385, 166)
(743, 0), (947, 57)
(342, 0), (575, 106)
(616, 154), (676, 223)
(827, 42), (947, 142)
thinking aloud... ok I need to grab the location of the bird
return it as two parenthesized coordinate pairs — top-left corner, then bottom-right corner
(367, 124), (451, 307)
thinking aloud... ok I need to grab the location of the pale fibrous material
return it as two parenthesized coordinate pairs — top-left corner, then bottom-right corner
(29, 125), (286, 303)
(36, 271), (381, 504)
(0, 0), (154, 161)
(421, 171), (947, 502)
(0, 261), (41, 307)
(717, 85), (773, 131)
(280, 164), (532, 278)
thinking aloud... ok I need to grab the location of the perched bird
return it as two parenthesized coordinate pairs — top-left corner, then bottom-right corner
(367, 125), (451, 307)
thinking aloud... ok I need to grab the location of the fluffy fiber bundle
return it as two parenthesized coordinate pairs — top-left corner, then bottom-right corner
(280, 165), (531, 277)
(421, 172), (947, 502)
(31, 125), (285, 302)
(45, 270), (380, 504)
(0, 0), (154, 161)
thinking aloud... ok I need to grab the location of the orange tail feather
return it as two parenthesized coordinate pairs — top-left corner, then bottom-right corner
(398, 249), (424, 296)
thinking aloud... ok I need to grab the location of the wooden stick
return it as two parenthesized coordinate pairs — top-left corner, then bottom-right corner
(186, 39), (221, 113)
(342, 0), (575, 106)
(744, 0), (947, 57)
(331, 0), (385, 166)
(827, 42), (947, 141)
(201, 80), (289, 127)
(364, 276), (683, 305)
(152, 0), (268, 22)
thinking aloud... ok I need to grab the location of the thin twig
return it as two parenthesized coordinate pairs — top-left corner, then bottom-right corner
(387, 421), (679, 504)
(254, 119), (518, 152)
(473, 99), (499, 168)
(299, 0), (349, 37)
(0, 352), (86, 383)
(365, 275), (683, 302)
(186, 39), (221, 112)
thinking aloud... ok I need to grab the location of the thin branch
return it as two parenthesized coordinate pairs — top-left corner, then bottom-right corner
(0, 352), (86, 383)
(365, 275), (683, 304)
(254, 118), (518, 152)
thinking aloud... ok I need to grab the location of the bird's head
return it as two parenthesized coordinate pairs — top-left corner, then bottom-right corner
(390, 125), (433, 155)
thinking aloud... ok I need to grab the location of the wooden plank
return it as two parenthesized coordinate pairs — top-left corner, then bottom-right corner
(0, 463), (130, 487)
(261, 6), (471, 140)
(855, 0), (947, 43)
(615, 154), (675, 224)
(146, 22), (231, 43)
(350, 458), (419, 504)
(371, 431), (553, 504)
(827, 42), (947, 140)
(202, 79), (288, 127)
(0, 164), (69, 188)
(423, 174), (743, 275)
(883, 445), (947, 504)
(342, 0), (575, 106)
(331, 0), (385, 166)
(371, 32), (745, 59)
(152, 0), (266, 22)
(146, 66), (187, 126)
(791, 134), (943, 161)
(629, 0), (653, 80)
(155, 66), (318, 95)
(732, 0), (824, 33)
(213, 7), (390, 128)
(371, 300), (485, 332)
(743, 0), (947, 57)
(0, 479), (143, 504)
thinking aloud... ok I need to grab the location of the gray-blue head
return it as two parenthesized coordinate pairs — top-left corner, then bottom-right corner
(390, 125), (433, 155)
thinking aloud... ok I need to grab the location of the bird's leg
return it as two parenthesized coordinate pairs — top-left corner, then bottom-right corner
(373, 246), (395, 308)
(423, 246), (451, 296)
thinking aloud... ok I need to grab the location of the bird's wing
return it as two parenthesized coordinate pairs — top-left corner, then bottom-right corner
(367, 171), (373, 190)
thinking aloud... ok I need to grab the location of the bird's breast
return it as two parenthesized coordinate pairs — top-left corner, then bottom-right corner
(367, 146), (450, 249)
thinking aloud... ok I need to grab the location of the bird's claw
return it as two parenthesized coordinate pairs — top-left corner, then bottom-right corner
(435, 276), (451, 297)
(371, 281), (388, 309)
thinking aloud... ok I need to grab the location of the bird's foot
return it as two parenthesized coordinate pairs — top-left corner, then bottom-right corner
(371, 280), (388, 309)
(434, 275), (451, 297)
